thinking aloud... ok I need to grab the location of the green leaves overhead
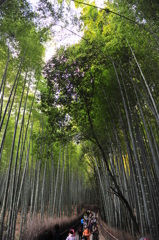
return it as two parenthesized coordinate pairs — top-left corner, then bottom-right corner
(0, 0), (48, 74)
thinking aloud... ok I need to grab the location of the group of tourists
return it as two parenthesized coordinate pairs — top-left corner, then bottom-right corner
(79, 210), (99, 240)
(66, 210), (99, 240)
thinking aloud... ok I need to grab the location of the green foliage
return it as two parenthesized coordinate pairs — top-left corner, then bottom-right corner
(0, 0), (50, 171)
(0, 0), (48, 74)
(42, 0), (159, 207)
(1, 0), (159, 236)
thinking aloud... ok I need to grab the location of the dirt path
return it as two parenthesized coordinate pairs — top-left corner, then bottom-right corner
(98, 225), (106, 240)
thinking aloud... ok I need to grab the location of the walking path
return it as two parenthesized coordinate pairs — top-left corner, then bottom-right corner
(98, 225), (105, 240)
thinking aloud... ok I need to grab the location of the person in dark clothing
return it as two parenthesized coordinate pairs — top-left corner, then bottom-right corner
(92, 226), (99, 240)
(78, 224), (83, 240)
(93, 217), (97, 229)
(86, 211), (89, 218)
(88, 221), (92, 233)
(54, 224), (61, 240)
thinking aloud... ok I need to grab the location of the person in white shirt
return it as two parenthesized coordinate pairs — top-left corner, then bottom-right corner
(66, 230), (76, 240)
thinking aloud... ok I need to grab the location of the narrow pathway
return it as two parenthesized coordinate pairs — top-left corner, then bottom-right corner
(98, 225), (106, 240)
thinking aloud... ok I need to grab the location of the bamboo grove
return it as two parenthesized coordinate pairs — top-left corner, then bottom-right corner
(0, 0), (159, 240)
(0, 38), (92, 239)
(0, 1), (94, 239)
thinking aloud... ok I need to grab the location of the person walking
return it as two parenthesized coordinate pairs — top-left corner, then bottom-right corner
(93, 217), (97, 229)
(70, 229), (75, 236)
(66, 230), (76, 240)
(81, 218), (84, 227)
(88, 221), (92, 233)
(82, 226), (90, 240)
(78, 224), (83, 240)
(92, 226), (99, 240)
(54, 224), (61, 240)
